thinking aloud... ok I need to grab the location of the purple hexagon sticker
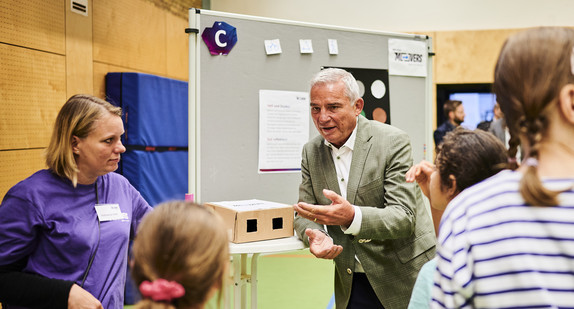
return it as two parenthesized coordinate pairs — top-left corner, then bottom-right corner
(201, 21), (238, 55)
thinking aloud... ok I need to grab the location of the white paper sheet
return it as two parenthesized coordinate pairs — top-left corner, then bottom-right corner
(299, 39), (313, 54)
(328, 39), (339, 55)
(264, 39), (282, 55)
(388, 38), (428, 77)
(258, 90), (309, 173)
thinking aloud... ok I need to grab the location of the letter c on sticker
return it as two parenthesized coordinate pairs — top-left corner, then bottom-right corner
(215, 30), (227, 47)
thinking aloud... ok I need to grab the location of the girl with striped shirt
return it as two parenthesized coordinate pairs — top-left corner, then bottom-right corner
(432, 27), (574, 309)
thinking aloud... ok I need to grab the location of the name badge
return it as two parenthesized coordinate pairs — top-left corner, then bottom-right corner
(95, 204), (127, 222)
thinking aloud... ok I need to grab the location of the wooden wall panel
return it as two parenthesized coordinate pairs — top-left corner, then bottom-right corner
(0, 44), (66, 150)
(93, 0), (167, 74)
(434, 29), (521, 84)
(144, 0), (202, 19)
(0, 149), (46, 203)
(66, 0), (94, 97)
(0, 0), (65, 54)
(166, 13), (189, 80)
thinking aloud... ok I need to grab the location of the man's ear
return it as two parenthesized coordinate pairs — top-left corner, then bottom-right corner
(446, 175), (459, 201)
(354, 98), (364, 116)
(559, 84), (574, 125)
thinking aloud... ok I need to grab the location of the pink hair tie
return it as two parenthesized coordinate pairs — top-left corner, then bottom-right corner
(523, 157), (538, 167)
(139, 279), (185, 302)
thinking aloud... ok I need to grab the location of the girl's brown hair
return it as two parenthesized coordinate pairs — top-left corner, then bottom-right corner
(436, 127), (507, 193)
(132, 201), (229, 309)
(45, 94), (122, 186)
(493, 27), (574, 206)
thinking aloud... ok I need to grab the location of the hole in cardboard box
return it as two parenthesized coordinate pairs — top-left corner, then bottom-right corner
(247, 219), (258, 233)
(272, 217), (283, 230)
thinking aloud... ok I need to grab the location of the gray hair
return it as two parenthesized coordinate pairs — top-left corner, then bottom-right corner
(310, 68), (360, 105)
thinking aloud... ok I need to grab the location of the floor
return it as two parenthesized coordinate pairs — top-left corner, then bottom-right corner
(126, 249), (335, 309)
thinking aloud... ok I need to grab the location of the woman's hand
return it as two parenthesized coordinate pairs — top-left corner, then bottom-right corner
(68, 284), (103, 309)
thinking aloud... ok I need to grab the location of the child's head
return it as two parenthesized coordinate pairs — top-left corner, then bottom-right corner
(494, 27), (574, 161)
(132, 201), (229, 309)
(430, 128), (507, 210)
(493, 27), (574, 205)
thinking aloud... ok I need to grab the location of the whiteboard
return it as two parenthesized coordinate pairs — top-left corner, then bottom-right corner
(188, 9), (433, 204)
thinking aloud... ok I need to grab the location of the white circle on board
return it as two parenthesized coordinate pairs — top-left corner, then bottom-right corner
(357, 80), (365, 98)
(371, 80), (386, 99)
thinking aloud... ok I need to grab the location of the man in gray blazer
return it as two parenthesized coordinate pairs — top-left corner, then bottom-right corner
(294, 68), (436, 309)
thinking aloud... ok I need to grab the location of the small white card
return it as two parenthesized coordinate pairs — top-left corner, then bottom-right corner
(328, 39), (338, 55)
(264, 39), (282, 55)
(95, 204), (127, 222)
(299, 39), (313, 54)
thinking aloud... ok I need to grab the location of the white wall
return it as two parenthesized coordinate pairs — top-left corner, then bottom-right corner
(211, 0), (573, 32)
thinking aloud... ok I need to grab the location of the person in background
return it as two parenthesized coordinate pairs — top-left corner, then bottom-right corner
(405, 128), (507, 308)
(476, 102), (503, 131)
(433, 27), (574, 308)
(131, 201), (229, 309)
(433, 100), (465, 147)
(493, 101), (504, 121)
(293, 68), (436, 309)
(489, 102), (523, 163)
(488, 111), (506, 142)
(0, 94), (153, 309)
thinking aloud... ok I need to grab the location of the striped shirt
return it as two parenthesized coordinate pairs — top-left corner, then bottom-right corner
(432, 170), (574, 309)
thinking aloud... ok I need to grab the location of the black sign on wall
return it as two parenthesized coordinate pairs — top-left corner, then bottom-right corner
(324, 67), (391, 125)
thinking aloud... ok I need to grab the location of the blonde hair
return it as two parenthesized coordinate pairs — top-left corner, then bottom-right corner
(45, 94), (122, 186)
(493, 27), (574, 206)
(132, 201), (229, 309)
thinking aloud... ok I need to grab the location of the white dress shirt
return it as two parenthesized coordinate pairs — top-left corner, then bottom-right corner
(324, 118), (364, 271)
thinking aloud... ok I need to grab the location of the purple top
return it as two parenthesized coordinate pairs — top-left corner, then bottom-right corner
(0, 169), (152, 308)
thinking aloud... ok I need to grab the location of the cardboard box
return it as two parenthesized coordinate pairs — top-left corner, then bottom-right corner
(206, 199), (294, 243)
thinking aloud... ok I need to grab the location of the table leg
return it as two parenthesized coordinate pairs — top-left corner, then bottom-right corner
(241, 254), (247, 309)
(233, 254), (242, 309)
(225, 258), (232, 309)
(250, 253), (260, 309)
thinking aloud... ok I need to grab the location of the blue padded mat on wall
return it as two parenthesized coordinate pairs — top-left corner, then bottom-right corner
(106, 72), (189, 207)
(121, 150), (188, 207)
(106, 72), (188, 147)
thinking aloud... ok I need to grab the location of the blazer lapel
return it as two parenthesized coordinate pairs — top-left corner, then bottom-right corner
(347, 116), (373, 204)
(316, 142), (341, 196)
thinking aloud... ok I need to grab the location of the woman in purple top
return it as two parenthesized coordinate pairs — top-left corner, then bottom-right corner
(0, 94), (153, 309)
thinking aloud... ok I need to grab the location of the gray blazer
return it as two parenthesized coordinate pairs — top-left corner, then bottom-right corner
(295, 115), (436, 309)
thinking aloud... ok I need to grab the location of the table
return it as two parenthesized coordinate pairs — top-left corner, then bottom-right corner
(226, 236), (305, 309)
